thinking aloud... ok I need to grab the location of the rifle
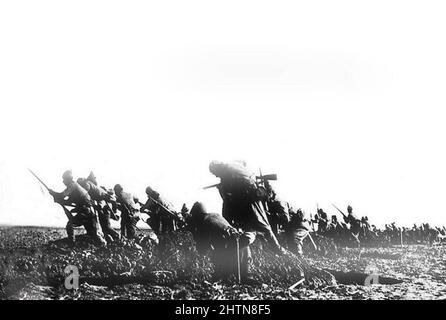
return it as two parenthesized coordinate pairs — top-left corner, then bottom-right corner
(203, 173), (278, 190)
(27, 169), (74, 221)
(139, 197), (182, 222)
(332, 203), (348, 220)
(203, 183), (220, 190)
(256, 173), (278, 182)
(306, 231), (318, 251)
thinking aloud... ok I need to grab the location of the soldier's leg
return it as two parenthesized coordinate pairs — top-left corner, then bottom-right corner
(66, 209), (85, 243)
(121, 216), (127, 238)
(99, 209), (120, 241)
(239, 231), (256, 281)
(292, 229), (308, 256)
(81, 207), (106, 246)
(256, 223), (286, 255)
(126, 216), (137, 239)
(66, 221), (75, 243)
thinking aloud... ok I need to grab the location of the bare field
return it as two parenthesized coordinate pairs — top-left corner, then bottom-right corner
(1, 226), (445, 300)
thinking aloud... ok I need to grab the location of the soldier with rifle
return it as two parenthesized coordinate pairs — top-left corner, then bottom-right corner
(332, 204), (361, 247)
(48, 170), (106, 246)
(113, 184), (140, 239)
(326, 215), (341, 242)
(208, 160), (289, 284)
(140, 186), (183, 234)
(77, 171), (120, 243)
(316, 208), (329, 234)
(284, 208), (313, 256)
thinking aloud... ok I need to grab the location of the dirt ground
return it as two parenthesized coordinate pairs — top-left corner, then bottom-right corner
(1, 226), (445, 300)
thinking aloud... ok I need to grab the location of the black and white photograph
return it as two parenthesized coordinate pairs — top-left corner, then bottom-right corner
(1, 0), (446, 309)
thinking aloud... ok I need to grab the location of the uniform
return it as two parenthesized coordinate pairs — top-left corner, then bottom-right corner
(114, 185), (139, 239)
(209, 160), (286, 283)
(141, 187), (181, 234)
(77, 177), (120, 242)
(284, 209), (310, 255)
(50, 171), (106, 246)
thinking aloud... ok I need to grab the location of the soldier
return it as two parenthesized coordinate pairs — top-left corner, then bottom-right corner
(284, 208), (311, 256)
(77, 172), (120, 243)
(186, 202), (240, 281)
(360, 216), (371, 243)
(49, 170), (106, 246)
(140, 186), (182, 234)
(344, 205), (361, 247)
(113, 184), (140, 239)
(264, 185), (290, 237)
(209, 160), (288, 284)
(316, 208), (329, 234)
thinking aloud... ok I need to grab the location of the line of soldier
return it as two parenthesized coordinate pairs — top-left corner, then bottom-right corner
(48, 170), (184, 247)
(47, 162), (308, 284)
(267, 202), (446, 248)
(46, 162), (446, 284)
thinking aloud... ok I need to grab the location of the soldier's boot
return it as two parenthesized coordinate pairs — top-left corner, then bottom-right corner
(84, 227), (106, 246)
(66, 221), (76, 245)
(99, 213), (120, 241)
(86, 220), (107, 247)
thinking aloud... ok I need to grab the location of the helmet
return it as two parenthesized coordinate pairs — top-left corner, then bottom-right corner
(62, 170), (73, 181)
(113, 184), (123, 194)
(190, 202), (207, 218)
(209, 160), (225, 177)
(145, 186), (159, 199)
(87, 171), (98, 185)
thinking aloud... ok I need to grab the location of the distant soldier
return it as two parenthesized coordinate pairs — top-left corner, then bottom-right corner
(113, 184), (140, 239)
(343, 205), (361, 247)
(328, 215), (340, 232)
(186, 202), (240, 281)
(77, 172), (120, 243)
(49, 170), (106, 246)
(360, 216), (371, 241)
(316, 208), (329, 234)
(140, 186), (182, 234)
(284, 208), (311, 256)
(209, 160), (288, 284)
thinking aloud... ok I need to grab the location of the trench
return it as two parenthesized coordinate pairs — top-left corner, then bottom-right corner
(325, 269), (403, 285)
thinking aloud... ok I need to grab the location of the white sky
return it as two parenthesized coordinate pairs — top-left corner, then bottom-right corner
(1, 1), (446, 228)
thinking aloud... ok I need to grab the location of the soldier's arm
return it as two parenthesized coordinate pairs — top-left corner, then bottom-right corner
(140, 200), (152, 213)
(50, 184), (75, 205)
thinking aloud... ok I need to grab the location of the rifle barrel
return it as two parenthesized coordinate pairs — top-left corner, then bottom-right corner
(332, 203), (347, 217)
(28, 168), (73, 221)
(28, 169), (51, 192)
